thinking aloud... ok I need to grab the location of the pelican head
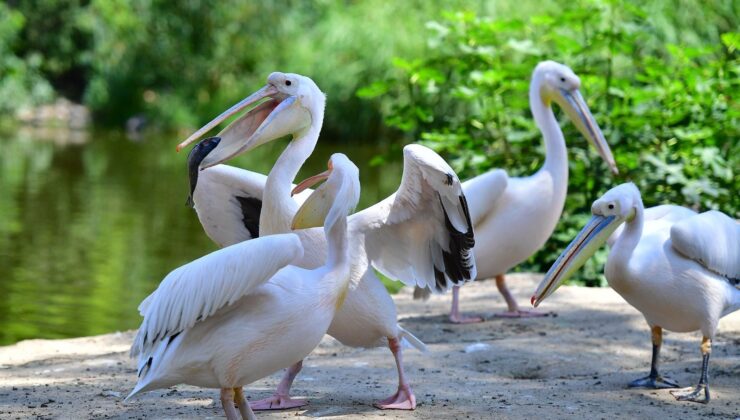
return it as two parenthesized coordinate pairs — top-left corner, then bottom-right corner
(533, 61), (618, 175)
(531, 183), (640, 306)
(176, 72), (326, 168)
(291, 153), (360, 230)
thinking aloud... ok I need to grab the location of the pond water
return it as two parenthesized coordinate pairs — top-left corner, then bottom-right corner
(0, 128), (402, 345)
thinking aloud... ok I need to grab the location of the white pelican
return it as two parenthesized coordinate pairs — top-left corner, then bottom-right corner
(126, 153), (361, 420)
(422, 60), (619, 323)
(532, 182), (740, 403)
(175, 72), (476, 410)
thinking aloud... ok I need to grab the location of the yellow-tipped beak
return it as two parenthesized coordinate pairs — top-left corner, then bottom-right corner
(557, 89), (619, 176)
(531, 214), (621, 307)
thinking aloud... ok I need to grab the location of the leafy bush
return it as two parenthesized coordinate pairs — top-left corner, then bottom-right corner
(0, 3), (54, 117)
(5, 0), (490, 137)
(360, 1), (739, 285)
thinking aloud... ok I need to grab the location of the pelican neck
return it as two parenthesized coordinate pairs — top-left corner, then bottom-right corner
(610, 204), (644, 269)
(260, 123), (322, 236)
(529, 80), (568, 184)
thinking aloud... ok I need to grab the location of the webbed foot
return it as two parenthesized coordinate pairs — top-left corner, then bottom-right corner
(670, 384), (710, 404)
(628, 374), (679, 389)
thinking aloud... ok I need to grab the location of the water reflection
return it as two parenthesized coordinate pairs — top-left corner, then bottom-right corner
(0, 128), (401, 345)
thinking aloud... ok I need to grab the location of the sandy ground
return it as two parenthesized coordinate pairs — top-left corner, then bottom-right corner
(1, 273), (738, 419)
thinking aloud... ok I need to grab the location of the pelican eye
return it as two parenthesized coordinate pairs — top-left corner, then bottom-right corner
(285, 80), (292, 86)
(560, 77), (566, 82)
(608, 204), (615, 210)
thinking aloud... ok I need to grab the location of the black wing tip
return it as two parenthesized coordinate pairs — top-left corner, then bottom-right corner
(436, 193), (476, 291)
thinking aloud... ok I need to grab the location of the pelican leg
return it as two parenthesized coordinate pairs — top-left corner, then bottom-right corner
(628, 326), (679, 389)
(249, 360), (308, 410)
(234, 387), (257, 420)
(493, 275), (548, 318)
(373, 337), (416, 410)
(448, 285), (484, 324)
(220, 388), (240, 420)
(670, 336), (711, 404)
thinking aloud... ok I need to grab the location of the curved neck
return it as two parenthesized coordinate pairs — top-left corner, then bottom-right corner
(530, 79), (568, 186)
(260, 117), (323, 235)
(611, 204), (644, 266)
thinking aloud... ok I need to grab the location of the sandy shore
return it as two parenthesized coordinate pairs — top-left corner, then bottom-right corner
(1, 273), (738, 419)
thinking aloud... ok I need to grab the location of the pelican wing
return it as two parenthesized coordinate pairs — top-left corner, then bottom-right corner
(352, 144), (476, 293)
(131, 233), (304, 357)
(461, 168), (508, 228)
(670, 210), (740, 282)
(190, 165), (313, 247)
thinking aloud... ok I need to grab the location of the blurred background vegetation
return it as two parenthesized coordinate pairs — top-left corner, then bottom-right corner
(0, 0), (737, 342)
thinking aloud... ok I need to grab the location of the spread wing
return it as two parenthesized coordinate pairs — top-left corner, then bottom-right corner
(130, 233), (304, 357)
(189, 164), (313, 247)
(352, 144), (476, 293)
(670, 210), (740, 283)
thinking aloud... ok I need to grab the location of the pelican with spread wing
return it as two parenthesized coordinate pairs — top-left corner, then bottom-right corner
(175, 72), (475, 410)
(127, 153), (361, 420)
(532, 182), (739, 404)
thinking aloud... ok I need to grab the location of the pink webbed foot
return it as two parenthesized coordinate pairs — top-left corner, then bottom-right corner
(448, 313), (485, 324)
(373, 386), (416, 410)
(492, 308), (550, 318)
(249, 394), (308, 411)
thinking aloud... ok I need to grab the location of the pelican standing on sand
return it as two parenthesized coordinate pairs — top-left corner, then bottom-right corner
(126, 153), (361, 420)
(176, 72), (476, 409)
(428, 61), (619, 323)
(532, 182), (740, 403)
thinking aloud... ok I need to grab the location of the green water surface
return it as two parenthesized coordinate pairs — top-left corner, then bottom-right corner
(0, 128), (401, 345)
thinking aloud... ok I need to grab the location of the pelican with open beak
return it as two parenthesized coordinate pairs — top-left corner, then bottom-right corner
(176, 72), (318, 170)
(532, 182), (740, 404)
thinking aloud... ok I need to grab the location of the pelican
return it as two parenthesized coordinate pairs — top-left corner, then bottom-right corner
(421, 60), (619, 323)
(126, 153), (361, 420)
(175, 72), (476, 410)
(532, 182), (740, 403)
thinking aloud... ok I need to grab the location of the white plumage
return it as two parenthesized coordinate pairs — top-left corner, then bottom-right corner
(533, 182), (739, 404)
(177, 72), (475, 410)
(191, 165), (312, 247)
(127, 154), (361, 420)
(670, 210), (740, 281)
(353, 144), (476, 292)
(130, 234), (303, 358)
(429, 60), (619, 322)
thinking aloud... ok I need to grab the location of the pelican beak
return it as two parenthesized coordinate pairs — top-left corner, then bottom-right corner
(291, 171), (335, 230)
(531, 213), (622, 307)
(556, 89), (619, 175)
(291, 168), (331, 197)
(176, 84), (310, 169)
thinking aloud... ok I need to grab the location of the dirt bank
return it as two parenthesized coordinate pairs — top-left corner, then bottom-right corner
(1, 273), (738, 419)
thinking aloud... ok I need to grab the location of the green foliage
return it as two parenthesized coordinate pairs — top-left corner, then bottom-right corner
(5, 0), (491, 137)
(361, 1), (739, 285)
(0, 3), (54, 116)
